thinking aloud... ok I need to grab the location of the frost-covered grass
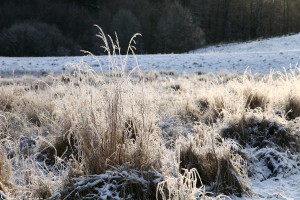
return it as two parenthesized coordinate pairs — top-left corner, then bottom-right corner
(0, 65), (299, 199)
(0, 30), (300, 199)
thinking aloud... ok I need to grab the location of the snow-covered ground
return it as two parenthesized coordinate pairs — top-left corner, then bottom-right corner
(1, 33), (300, 76)
(246, 173), (300, 200)
(236, 146), (300, 200)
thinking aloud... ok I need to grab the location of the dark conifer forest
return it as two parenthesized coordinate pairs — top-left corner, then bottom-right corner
(0, 0), (300, 56)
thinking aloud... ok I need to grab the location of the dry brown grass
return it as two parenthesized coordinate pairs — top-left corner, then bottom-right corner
(244, 89), (269, 110)
(1, 68), (300, 199)
(285, 94), (300, 120)
(0, 88), (14, 112)
(178, 124), (250, 197)
(0, 150), (11, 196)
(221, 114), (299, 152)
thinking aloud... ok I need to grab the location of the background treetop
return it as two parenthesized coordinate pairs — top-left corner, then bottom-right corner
(0, 0), (299, 56)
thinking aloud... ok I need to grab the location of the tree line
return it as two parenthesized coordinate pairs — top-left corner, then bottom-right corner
(0, 0), (299, 56)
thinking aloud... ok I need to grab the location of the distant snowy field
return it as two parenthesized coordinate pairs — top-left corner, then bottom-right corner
(1, 34), (300, 200)
(1, 33), (300, 76)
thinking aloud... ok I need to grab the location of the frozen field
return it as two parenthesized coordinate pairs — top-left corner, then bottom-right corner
(1, 33), (300, 76)
(0, 34), (299, 200)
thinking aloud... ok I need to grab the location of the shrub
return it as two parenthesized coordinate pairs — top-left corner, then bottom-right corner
(0, 21), (80, 56)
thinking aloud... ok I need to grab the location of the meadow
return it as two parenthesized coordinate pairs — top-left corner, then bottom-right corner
(0, 30), (299, 199)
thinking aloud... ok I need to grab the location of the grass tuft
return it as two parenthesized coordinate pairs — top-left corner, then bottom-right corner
(0, 150), (11, 192)
(221, 114), (298, 152)
(244, 89), (269, 110)
(178, 125), (250, 196)
(285, 94), (300, 120)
